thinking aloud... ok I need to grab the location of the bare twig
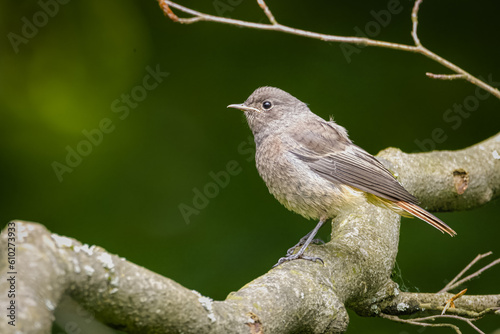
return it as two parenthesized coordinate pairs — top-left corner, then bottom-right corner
(442, 289), (467, 315)
(380, 312), (488, 334)
(426, 73), (467, 80)
(418, 304), (499, 318)
(467, 320), (486, 334)
(157, 0), (500, 100)
(411, 0), (423, 47)
(439, 252), (500, 293)
(159, 1), (417, 50)
(257, 0), (277, 25)
(159, 0), (179, 22)
(381, 291), (500, 318)
(447, 258), (500, 292)
(380, 313), (462, 333)
(439, 252), (491, 293)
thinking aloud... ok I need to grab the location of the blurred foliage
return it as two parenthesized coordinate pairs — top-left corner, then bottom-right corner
(1, 1), (499, 333)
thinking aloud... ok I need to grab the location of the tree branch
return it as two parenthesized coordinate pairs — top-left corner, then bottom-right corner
(378, 291), (499, 334)
(158, 0), (500, 100)
(379, 291), (500, 317)
(1, 133), (499, 333)
(378, 133), (500, 212)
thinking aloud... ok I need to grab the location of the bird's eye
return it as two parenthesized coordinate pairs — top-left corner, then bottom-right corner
(262, 101), (273, 110)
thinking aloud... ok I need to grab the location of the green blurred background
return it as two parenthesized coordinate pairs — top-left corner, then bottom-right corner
(1, 1), (499, 333)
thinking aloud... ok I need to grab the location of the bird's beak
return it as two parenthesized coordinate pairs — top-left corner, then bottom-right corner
(227, 103), (261, 113)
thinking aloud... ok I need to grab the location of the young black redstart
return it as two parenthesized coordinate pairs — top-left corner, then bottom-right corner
(228, 86), (456, 267)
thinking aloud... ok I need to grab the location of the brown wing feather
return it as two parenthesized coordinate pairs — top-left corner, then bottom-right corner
(290, 120), (419, 205)
(290, 120), (456, 237)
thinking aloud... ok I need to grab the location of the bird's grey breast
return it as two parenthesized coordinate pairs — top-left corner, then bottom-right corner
(254, 127), (353, 220)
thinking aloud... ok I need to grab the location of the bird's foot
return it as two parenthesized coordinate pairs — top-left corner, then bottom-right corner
(273, 253), (324, 268)
(275, 218), (327, 268)
(286, 238), (324, 257)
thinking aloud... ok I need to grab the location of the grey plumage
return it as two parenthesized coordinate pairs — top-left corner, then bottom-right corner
(228, 86), (456, 266)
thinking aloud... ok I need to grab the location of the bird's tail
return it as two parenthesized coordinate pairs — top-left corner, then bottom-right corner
(395, 201), (456, 237)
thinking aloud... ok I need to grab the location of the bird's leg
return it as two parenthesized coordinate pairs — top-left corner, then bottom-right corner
(274, 218), (326, 267)
(285, 230), (325, 256)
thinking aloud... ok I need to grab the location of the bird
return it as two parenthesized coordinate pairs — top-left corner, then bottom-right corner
(227, 86), (456, 267)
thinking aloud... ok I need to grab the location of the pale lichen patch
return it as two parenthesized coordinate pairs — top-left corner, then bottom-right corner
(97, 253), (115, 270)
(397, 302), (409, 312)
(192, 290), (216, 323)
(51, 234), (73, 248)
(84, 265), (95, 276)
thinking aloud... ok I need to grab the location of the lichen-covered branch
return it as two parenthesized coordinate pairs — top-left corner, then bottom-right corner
(378, 132), (500, 212)
(0, 137), (498, 332)
(379, 291), (500, 317)
(0, 203), (397, 333)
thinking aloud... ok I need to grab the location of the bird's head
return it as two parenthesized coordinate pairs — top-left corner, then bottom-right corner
(227, 86), (310, 135)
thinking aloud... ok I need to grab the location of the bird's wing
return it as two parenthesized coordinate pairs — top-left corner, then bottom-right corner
(289, 120), (419, 204)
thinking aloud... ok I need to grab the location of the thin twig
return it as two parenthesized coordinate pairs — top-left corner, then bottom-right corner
(439, 252), (500, 293)
(439, 252), (491, 293)
(257, 0), (277, 25)
(426, 73), (467, 80)
(446, 258), (500, 292)
(159, 0), (418, 50)
(467, 320), (486, 334)
(380, 312), (489, 334)
(157, 0), (500, 100)
(411, 0), (423, 47)
(417, 303), (497, 318)
(380, 313), (462, 333)
(442, 289), (468, 315)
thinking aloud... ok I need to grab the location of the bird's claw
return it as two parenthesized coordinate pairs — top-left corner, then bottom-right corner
(273, 253), (324, 268)
(286, 238), (324, 256)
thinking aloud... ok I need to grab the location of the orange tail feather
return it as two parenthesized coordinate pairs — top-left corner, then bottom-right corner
(395, 201), (457, 237)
